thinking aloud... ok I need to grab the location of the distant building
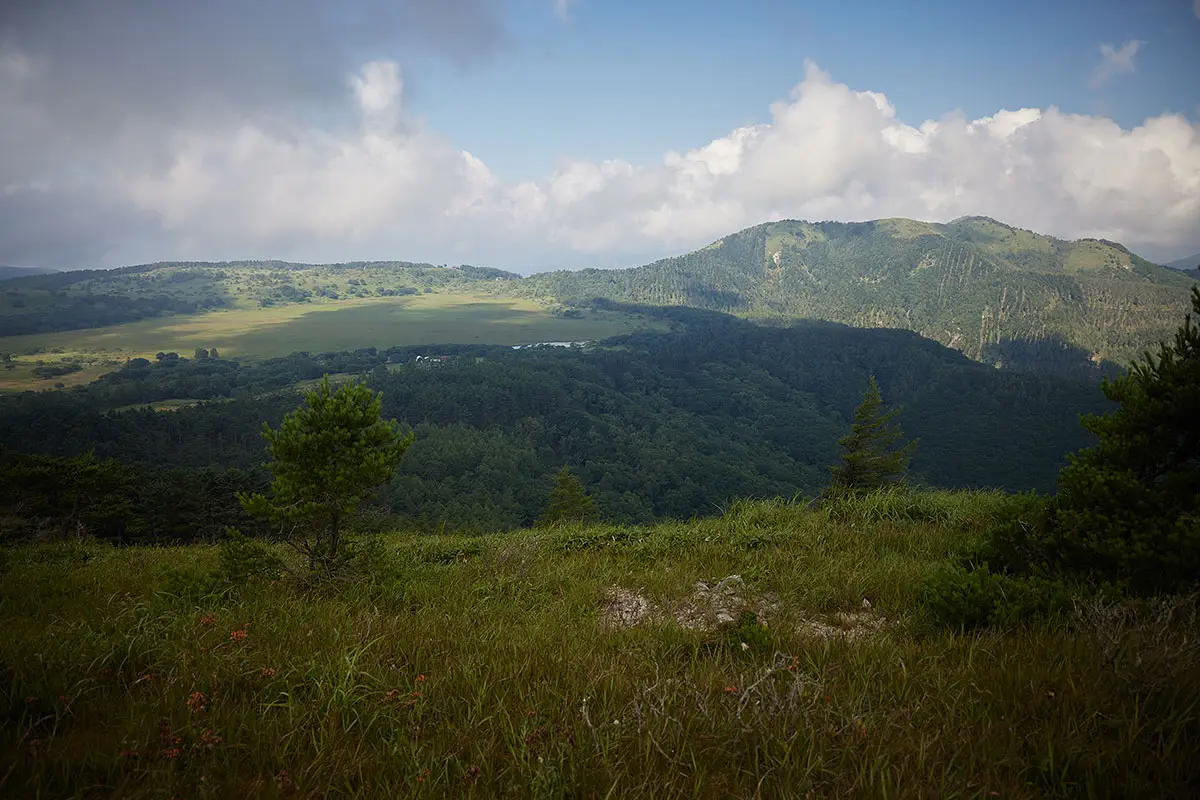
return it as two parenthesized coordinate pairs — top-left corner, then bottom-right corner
(511, 341), (593, 350)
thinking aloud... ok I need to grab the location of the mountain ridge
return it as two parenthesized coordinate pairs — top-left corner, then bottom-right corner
(521, 216), (1195, 373)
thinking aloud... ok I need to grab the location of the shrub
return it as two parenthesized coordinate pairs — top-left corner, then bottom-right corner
(215, 529), (282, 585)
(922, 565), (1076, 630)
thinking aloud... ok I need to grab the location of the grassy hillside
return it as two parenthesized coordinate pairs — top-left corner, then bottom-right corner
(522, 216), (1195, 371)
(0, 293), (652, 390)
(3, 491), (1198, 798)
(0, 260), (522, 338)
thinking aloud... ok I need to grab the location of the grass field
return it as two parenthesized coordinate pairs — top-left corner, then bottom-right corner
(0, 293), (653, 389)
(3, 491), (1198, 798)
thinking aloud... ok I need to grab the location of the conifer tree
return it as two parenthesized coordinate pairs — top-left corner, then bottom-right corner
(1044, 285), (1200, 592)
(538, 466), (598, 527)
(240, 376), (412, 576)
(828, 375), (914, 492)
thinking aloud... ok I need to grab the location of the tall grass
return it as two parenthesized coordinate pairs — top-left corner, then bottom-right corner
(2, 491), (1197, 798)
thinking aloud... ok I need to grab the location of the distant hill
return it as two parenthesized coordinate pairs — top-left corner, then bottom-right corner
(1161, 253), (1200, 279)
(0, 260), (522, 337)
(522, 216), (1196, 375)
(0, 265), (58, 282)
(1162, 253), (1200, 271)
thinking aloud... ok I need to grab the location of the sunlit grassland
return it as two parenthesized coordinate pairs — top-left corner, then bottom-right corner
(3, 490), (1197, 798)
(0, 292), (656, 389)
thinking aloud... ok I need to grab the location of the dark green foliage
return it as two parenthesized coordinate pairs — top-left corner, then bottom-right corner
(216, 528), (283, 585)
(240, 377), (412, 575)
(828, 375), (913, 492)
(920, 566), (1076, 630)
(1040, 285), (1200, 593)
(538, 466), (599, 527)
(0, 451), (134, 542)
(0, 449), (261, 544)
(925, 287), (1200, 627)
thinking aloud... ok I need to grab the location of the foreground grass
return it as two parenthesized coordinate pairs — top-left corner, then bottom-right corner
(2, 491), (1198, 798)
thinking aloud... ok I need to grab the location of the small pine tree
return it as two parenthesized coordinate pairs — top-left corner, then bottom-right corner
(538, 466), (598, 527)
(828, 376), (914, 493)
(240, 376), (412, 576)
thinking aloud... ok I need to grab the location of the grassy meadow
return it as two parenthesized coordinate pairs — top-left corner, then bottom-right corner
(3, 490), (1198, 798)
(0, 293), (653, 389)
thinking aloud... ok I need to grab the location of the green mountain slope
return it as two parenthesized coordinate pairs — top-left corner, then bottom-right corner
(522, 216), (1195, 373)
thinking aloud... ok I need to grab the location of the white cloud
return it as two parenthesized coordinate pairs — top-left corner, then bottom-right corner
(1, 55), (1198, 270)
(1093, 39), (1145, 87)
(1195, 0), (1199, 20)
(553, 0), (579, 22)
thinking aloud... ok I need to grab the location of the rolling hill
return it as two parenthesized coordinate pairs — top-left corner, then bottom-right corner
(521, 216), (1196, 375)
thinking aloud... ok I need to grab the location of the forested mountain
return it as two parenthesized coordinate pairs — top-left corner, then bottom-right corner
(0, 307), (1107, 536)
(521, 217), (1195, 375)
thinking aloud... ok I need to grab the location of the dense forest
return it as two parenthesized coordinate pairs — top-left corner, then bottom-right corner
(0, 307), (1109, 539)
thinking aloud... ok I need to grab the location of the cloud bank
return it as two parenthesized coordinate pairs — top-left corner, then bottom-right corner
(0, 27), (1197, 270)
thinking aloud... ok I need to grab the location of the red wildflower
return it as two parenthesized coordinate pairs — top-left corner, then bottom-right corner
(162, 747), (180, 759)
(415, 768), (431, 783)
(187, 691), (207, 713)
(724, 685), (738, 693)
(198, 613), (216, 626)
(260, 667), (279, 679)
(415, 673), (427, 683)
(196, 729), (224, 749)
(229, 629), (248, 643)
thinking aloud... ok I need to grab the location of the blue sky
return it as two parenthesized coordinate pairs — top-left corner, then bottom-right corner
(0, 0), (1197, 269)
(406, 0), (1200, 182)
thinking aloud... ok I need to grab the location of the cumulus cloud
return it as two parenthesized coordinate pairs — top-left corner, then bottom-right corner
(1093, 39), (1145, 87)
(1, 36), (1198, 270)
(1195, 0), (1200, 20)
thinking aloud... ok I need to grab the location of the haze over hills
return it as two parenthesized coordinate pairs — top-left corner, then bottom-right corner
(522, 216), (1196, 373)
(1162, 253), (1200, 279)
(0, 265), (59, 282)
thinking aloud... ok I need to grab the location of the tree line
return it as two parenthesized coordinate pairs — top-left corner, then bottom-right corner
(0, 307), (1111, 541)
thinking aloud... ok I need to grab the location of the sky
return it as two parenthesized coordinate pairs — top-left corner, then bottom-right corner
(1, 0), (1198, 273)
